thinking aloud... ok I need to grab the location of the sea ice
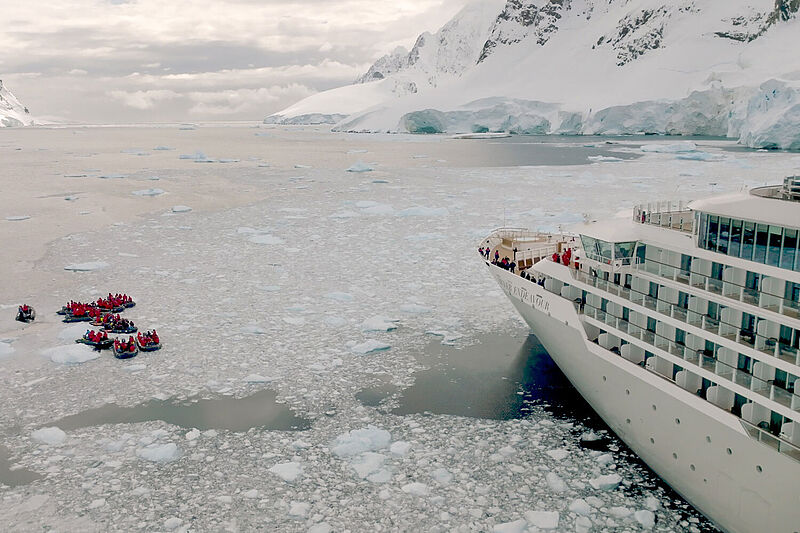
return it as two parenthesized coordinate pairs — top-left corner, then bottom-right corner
(163, 517), (183, 531)
(589, 473), (622, 490)
(401, 482), (430, 497)
(288, 501), (310, 519)
(361, 203), (394, 215)
(350, 452), (388, 479)
(524, 510), (559, 529)
(329, 210), (360, 219)
(132, 188), (165, 196)
(122, 364), (147, 372)
(269, 461), (303, 482)
(361, 316), (399, 332)
(675, 152), (722, 161)
(42, 344), (100, 364)
(243, 374), (274, 383)
(493, 519), (527, 533)
(308, 523), (333, 533)
(136, 443), (181, 462)
(5, 215), (30, 221)
(635, 509), (656, 529)
(640, 141), (696, 153)
(389, 441), (411, 456)
(399, 304), (431, 314)
(331, 427), (391, 457)
(569, 498), (592, 516)
(171, 205), (192, 213)
(325, 292), (353, 301)
(0, 341), (14, 357)
(546, 449), (569, 461)
(545, 472), (567, 492)
(64, 261), (109, 271)
(32, 427), (66, 445)
(240, 325), (267, 335)
(350, 340), (391, 354)
(347, 162), (374, 172)
(243, 489), (259, 499)
(430, 467), (453, 485)
(153, 146), (173, 150)
(179, 151), (207, 160)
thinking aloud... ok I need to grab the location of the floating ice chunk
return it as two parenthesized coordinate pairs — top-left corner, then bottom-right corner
(5, 215), (30, 221)
(218, 158), (240, 163)
(351, 340), (391, 354)
(283, 316), (305, 326)
(575, 515), (592, 533)
(32, 427), (66, 445)
(640, 141), (696, 153)
(524, 511), (559, 529)
(262, 285), (281, 292)
(331, 426), (391, 457)
(243, 489), (259, 499)
(88, 498), (106, 509)
(545, 472), (567, 492)
(122, 364), (147, 372)
(389, 441), (411, 456)
(294, 164), (311, 168)
(609, 506), (632, 518)
(171, 205), (192, 213)
(372, 179), (389, 184)
(240, 325), (267, 335)
(361, 316), (399, 332)
(595, 453), (613, 465)
(401, 482), (430, 497)
(325, 292), (353, 301)
(634, 509), (655, 529)
(288, 501), (310, 519)
(350, 452), (387, 479)
(243, 374), (274, 383)
(64, 261), (109, 271)
(587, 155), (624, 162)
(589, 473), (622, 490)
(329, 210), (360, 219)
(546, 449), (569, 461)
(396, 206), (449, 217)
(644, 496), (659, 511)
(270, 461), (303, 482)
(179, 151), (206, 160)
(347, 161), (374, 172)
(425, 330), (462, 344)
(153, 146), (173, 150)
(98, 173), (126, 179)
(164, 517), (183, 531)
(400, 304), (431, 314)
(308, 523), (333, 533)
(347, 149), (368, 154)
(675, 151), (723, 161)
(137, 443), (181, 462)
(492, 519), (527, 533)
(42, 344), (100, 364)
(185, 429), (200, 441)
(569, 499), (592, 516)
(132, 188), (165, 196)
(0, 341), (14, 357)
(430, 467), (453, 485)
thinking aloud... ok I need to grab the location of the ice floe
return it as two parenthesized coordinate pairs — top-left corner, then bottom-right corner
(64, 261), (109, 271)
(31, 427), (66, 445)
(269, 461), (303, 482)
(640, 141), (697, 153)
(137, 443), (181, 462)
(132, 188), (165, 196)
(350, 340), (391, 354)
(5, 215), (30, 221)
(361, 316), (399, 332)
(346, 161), (374, 172)
(171, 205), (192, 213)
(42, 344), (100, 364)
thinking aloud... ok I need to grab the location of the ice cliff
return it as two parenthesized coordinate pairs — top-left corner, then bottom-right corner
(266, 0), (800, 149)
(0, 80), (33, 127)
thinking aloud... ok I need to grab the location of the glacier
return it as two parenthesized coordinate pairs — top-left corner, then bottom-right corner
(268, 0), (800, 149)
(0, 80), (33, 127)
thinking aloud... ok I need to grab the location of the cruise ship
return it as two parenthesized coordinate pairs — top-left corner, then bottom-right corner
(482, 177), (800, 533)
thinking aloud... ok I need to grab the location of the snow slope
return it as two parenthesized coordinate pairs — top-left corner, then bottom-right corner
(0, 80), (33, 127)
(267, 0), (800, 149)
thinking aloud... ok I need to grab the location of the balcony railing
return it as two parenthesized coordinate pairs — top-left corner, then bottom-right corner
(633, 201), (694, 233)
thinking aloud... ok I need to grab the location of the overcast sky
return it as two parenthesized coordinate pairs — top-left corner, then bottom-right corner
(1, 0), (471, 123)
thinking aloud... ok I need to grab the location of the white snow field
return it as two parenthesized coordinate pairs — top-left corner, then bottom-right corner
(268, 0), (800, 149)
(1, 124), (797, 531)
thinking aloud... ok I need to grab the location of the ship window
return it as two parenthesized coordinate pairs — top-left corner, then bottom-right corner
(707, 215), (719, 251)
(717, 217), (730, 255)
(754, 223), (769, 263)
(737, 354), (751, 373)
(614, 241), (636, 258)
(775, 369), (788, 389)
(675, 329), (686, 346)
(677, 291), (689, 309)
(768, 225), (783, 267)
(646, 317), (656, 333)
(741, 221), (755, 260)
(729, 219), (742, 257)
(710, 262), (724, 281)
(745, 271), (760, 291)
(781, 228), (797, 270)
(680, 254), (692, 276)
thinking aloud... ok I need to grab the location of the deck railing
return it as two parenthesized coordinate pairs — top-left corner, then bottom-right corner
(633, 201), (694, 233)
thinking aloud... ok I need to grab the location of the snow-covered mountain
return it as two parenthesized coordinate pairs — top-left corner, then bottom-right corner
(266, 0), (800, 149)
(0, 80), (33, 127)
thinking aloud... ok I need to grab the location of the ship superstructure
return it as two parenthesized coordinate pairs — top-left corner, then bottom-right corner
(482, 178), (800, 533)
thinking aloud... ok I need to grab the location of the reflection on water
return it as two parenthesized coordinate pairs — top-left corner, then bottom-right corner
(0, 445), (40, 487)
(48, 389), (311, 432)
(358, 330), (598, 422)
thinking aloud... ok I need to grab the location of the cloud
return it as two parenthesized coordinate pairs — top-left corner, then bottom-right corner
(186, 84), (315, 115)
(108, 89), (181, 109)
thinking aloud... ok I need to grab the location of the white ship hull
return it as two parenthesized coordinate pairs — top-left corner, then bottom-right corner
(488, 264), (800, 533)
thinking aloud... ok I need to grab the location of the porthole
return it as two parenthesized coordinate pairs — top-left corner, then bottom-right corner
(706, 436), (711, 443)
(756, 465), (763, 473)
(652, 404), (657, 411)
(675, 418), (680, 425)
(625, 389), (630, 396)
(690, 464), (696, 471)
(672, 452), (678, 460)
(649, 437), (655, 444)
(726, 448), (733, 455)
